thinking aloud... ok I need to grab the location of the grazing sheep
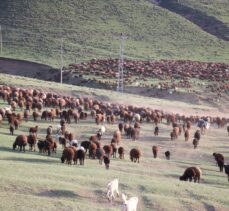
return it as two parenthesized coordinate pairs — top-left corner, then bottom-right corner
(224, 165), (229, 181)
(152, 146), (158, 158)
(80, 140), (90, 154)
(103, 155), (110, 169)
(130, 148), (141, 163)
(154, 126), (159, 136)
(121, 193), (138, 211)
(61, 147), (75, 165)
(107, 178), (120, 202)
(184, 130), (189, 142)
(9, 124), (14, 135)
(118, 147), (124, 159)
(165, 151), (170, 160)
(180, 167), (202, 183)
(27, 134), (37, 151)
(13, 135), (27, 152)
(193, 138), (199, 149)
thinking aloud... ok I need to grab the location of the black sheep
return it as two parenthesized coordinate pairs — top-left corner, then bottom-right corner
(224, 165), (229, 182)
(75, 149), (85, 165)
(165, 151), (170, 160)
(103, 155), (110, 169)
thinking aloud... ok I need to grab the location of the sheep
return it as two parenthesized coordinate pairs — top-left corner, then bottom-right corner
(13, 135), (28, 152)
(224, 165), (229, 182)
(75, 149), (85, 165)
(184, 130), (189, 141)
(103, 145), (113, 157)
(130, 148), (141, 163)
(80, 140), (91, 154)
(37, 140), (45, 153)
(59, 137), (67, 148)
(9, 124), (14, 135)
(194, 130), (201, 141)
(118, 123), (123, 133)
(27, 134), (37, 151)
(213, 153), (224, 172)
(165, 151), (170, 160)
(46, 126), (53, 136)
(111, 143), (117, 158)
(113, 130), (121, 145)
(193, 138), (199, 149)
(118, 147), (124, 159)
(152, 146), (158, 158)
(227, 125), (229, 136)
(96, 148), (105, 164)
(103, 155), (110, 169)
(61, 147), (75, 165)
(131, 128), (139, 141)
(134, 113), (141, 122)
(121, 193), (138, 211)
(107, 178), (120, 202)
(154, 126), (159, 136)
(29, 125), (38, 136)
(45, 137), (57, 156)
(32, 111), (39, 121)
(89, 143), (97, 159)
(180, 167), (202, 183)
(134, 122), (140, 129)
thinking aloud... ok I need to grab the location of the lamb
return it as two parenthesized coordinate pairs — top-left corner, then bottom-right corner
(61, 147), (75, 165)
(180, 166), (202, 183)
(154, 126), (159, 136)
(152, 146), (158, 158)
(193, 138), (199, 149)
(184, 130), (189, 142)
(130, 148), (141, 163)
(118, 147), (124, 159)
(13, 135), (28, 152)
(121, 193), (138, 211)
(107, 178), (120, 202)
(27, 134), (37, 151)
(165, 151), (170, 160)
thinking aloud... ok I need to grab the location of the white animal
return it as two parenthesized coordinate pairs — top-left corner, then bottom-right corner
(134, 114), (141, 122)
(77, 146), (85, 152)
(107, 178), (120, 202)
(121, 193), (138, 211)
(100, 125), (106, 134)
(70, 139), (78, 146)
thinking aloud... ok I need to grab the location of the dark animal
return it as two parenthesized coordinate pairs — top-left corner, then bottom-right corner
(152, 146), (158, 158)
(165, 151), (170, 160)
(213, 153), (225, 172)
(193, 138), (199, 149)
(103, 145), (113, 157)
(96, 148), (105, 164)
(180, 167), (202, 183)
(61, 147), (75, 165)
(224, 165), (229, 181)
(103, 155), (110, 169)
(75, 149), (85, 165)
(118, 147), (124, 159)
(89, 143), (97, 159)
(29, 125), (38, 136)
(130, 148), (141, 163)
(59, 137), (67, 148)
(184, 130), (189, 142)
(9, 124), (14, 135)
(118, 123), (123, 133)
(80, 141), (90, 154)
(27, 134), (37, 151)
(154, 126), (159, 136)
(13, 135), (27, 152)
(194, 130), (201, 141)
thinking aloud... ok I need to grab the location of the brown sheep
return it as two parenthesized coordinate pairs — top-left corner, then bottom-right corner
(89, 143), (97, 159)
(134, 122), (140, 129)
(213, 153), (224, 172)
(14, 119), (19, 130)
(180, 167), (202, 183)
(61, 147), (75, 165)
(118, 147), (124, 159)
(118, 123), (123, 133)
(193, 138), (199, 149)
(96, 148), (105, 164)
(46, 126), (53, 136)
(131, 128), (140, 141)
(13, 135), (28, 152)
(194, 130), (201, 141)
(24, 110), (30, 121)
(111, 143), (117, 158)
(59, 137), (67, 148)
(154, 126), (159, 136)
(32, 111), (39, 121)
(9, 124), (14, 135)
(95, 114), (104, 125)
(74, 149), (85, 165)
(29, 126), (38, 136)
(130, 148), (141, 163)
(152, 146), (158, 158)
(113, 130), (121, 145)
(27, 134), (37, 151)
(103, 145), (113, 157)
(103, 155), (110, 169)
(184, 130), (190, 142)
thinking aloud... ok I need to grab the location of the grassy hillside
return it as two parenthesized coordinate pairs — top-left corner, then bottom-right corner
(0, 0), (228, 67)
(0, 76), (229, 210)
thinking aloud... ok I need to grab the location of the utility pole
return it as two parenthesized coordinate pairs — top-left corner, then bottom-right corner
(117, 33), (126, 93)
(0, 25), (2, 55)
(60, 38), (63, 84)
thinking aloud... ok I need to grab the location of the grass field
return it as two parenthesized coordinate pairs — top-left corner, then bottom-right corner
(0, 0), (229, 66)
(0, 75), (229, 210)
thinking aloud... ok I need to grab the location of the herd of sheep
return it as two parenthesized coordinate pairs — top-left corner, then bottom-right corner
(0, 85), (229, 210)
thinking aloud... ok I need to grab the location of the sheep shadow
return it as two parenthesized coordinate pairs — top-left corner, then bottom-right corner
(0, 156), (58, 164)
(36, 189), (81, 198)
(0, 131), (18, 137)
(202, 202), (216, 211)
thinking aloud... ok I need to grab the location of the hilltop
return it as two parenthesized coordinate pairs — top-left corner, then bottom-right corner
(0, 0), (228, 67)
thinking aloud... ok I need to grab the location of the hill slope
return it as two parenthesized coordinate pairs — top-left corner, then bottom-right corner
(0, 0), (228, 66)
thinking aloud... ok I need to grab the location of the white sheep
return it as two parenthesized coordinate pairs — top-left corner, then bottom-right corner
(121, 193), (138, 211)
(100, 125), (106, 134)
(134, 114), (141, 122)
(107, 178), (120, 202)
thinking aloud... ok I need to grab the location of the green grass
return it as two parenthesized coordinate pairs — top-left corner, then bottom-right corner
(0, 0), (229, 67)
(0, 96), (229, 210)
